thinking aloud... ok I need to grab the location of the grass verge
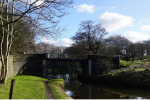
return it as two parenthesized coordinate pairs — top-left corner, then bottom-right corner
(48, 79), (72, 99)
(120, 60), (150, 68)
(0, 75), (47, 99)
(78, 67), (150, 89)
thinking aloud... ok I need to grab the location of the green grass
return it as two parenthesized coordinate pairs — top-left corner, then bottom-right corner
(48, 79), (72, 99)
(0, 75), (47, 99)
(120, 60), (136, 67)
(133, 55), (150, 61)
(109, 68), (146, 75)
(120, 60), (148, 67)
(134, 68), (145, 71)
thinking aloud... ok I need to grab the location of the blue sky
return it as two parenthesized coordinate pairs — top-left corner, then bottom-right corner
(41, 0), (150, 47)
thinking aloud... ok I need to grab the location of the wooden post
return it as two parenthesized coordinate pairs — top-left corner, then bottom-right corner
(9, 79), (15, 99)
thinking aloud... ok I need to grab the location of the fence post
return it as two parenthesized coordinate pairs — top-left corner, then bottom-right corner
(9, 79), (16, 99)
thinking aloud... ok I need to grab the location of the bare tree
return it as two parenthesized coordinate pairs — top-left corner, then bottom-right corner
(35, 42), (66, 58)
(143, 40), (150, 61)
(134, 41), (145, 61)
(72, 20), (108, 55)
(0, 0), (73, 84)
(0, 0), (15, 84)
(106, 35), (132, 58)
(128, 43), (136, 61)
(8, 18), (36, 54)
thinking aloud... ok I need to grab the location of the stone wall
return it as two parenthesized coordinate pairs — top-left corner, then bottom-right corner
(0, 55), (14, 78)
(13, 61), (43, 76)
(8, 55), (14, 78)
(13, 62), (26, 75)
(13, 53), (46, 77)
(0, 53), (46, 80)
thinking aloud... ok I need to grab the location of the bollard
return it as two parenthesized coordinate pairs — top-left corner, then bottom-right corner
(9, 79), (16, 99)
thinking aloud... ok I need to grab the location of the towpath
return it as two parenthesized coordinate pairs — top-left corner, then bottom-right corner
(44, 80), (54, 99)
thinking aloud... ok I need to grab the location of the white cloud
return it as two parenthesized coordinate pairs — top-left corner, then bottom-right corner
(23, 0), (44, 6)
(73, 6), (77, 8)
(108, 6), (116, 9)
(74, 3), (100, 13)
(124, 31), (150, 42)
(35, 0), (44, 6)
(41, 37), (74, 47)
(97, 7), (101, 10)
(139, 25), (150, 31)
(56, 38), (74, 47)
(41, 37), (57, 44)
(138, 20), (142, 23)
(98, 12), (134, 32)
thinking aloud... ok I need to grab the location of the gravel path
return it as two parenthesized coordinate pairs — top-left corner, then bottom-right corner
(44, 80), (54, 99)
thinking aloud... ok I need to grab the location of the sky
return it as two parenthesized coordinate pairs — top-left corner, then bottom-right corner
(41, 0), (150, 47)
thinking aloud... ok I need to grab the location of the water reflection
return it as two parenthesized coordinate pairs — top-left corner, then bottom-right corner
(47, 70), (150, 99)
(65, 90), (74, 97)
(136, 97), (146, 99)
(72, 83), (122, 99)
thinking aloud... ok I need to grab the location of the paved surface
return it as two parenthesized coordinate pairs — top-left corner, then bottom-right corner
(44, 80), (54, 99)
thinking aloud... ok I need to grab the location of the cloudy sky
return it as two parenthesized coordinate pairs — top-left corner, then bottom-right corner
(41, 0), (150, 47)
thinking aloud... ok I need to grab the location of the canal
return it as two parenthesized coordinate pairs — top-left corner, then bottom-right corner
(47, 70), (150, 99)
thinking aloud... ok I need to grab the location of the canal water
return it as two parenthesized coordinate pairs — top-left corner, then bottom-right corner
(47, 70), (150, 99)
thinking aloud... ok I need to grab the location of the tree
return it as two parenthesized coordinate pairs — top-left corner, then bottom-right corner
(128, 43), (136, 61)
(8, 18), (36, 54)
(143, 40), (150, 61)
(62, 45), (82, 58)
(0, 0), (15, 84)
(106, 35), (132, 59)
(35, 42), (66, 58)
(133, 42), (145, 61)
(0, 0), (73, 84)
(72, 20), (108, 55)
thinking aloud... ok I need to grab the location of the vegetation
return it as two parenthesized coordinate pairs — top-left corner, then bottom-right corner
(0, 0), (73, 84)
(0, 0), (150, 98)
(120, 60), (146, 68)
(62, 26), (150, 62)
(120, 55), (150, 68)
(78, 66), (150, 89)
(0, 76), (47, 99)
(48, 79), (72, 99)
(71, 20), (108, 55)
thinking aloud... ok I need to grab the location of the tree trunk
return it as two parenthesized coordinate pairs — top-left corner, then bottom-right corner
(4, 57), (8, 84)
(1, 56), (8, 84)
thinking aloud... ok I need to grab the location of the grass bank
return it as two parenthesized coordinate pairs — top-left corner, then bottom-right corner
(48, 79), (72, 99)
(120, 60), (150, 68)
(0, 75), (47, 99)
(78, 67), (150, 89)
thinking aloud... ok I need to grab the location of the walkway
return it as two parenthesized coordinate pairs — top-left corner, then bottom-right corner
(44, 80), (54, 99)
